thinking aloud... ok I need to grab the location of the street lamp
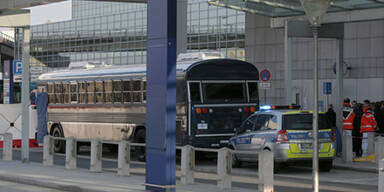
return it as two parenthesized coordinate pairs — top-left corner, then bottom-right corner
(299, 0), (331, 192)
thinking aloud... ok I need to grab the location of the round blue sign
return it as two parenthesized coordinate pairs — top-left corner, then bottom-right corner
(260, 69), (271, 82)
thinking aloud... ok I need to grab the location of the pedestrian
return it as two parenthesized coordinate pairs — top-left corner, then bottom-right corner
(374, 102), (384, 133)
(352, 103), (362, 157)
(326, 104), (336, 127)
(360, 100), (377, 157)
(343, 98), (355, 136)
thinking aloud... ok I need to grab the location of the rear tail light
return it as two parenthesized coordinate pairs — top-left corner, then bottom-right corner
(195, 108), (201, 114)
(276, 130), (289, 143)
(331, 128), (336, 142)
(202, 108), (208, 114)
(250, 106), (256, 113)
(244, 107), (250, 113)
(196, 131), (201, 135)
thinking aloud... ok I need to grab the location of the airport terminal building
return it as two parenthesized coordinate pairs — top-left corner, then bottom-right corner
(29, 0), (384, 109)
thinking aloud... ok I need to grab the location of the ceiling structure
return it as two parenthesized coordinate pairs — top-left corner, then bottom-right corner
(208, 0), (384, 17)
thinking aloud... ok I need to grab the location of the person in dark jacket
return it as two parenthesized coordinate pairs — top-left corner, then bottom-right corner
(352, 103), (363, 157)
(326, 104), (336, 127)
(374, 102), (384, 133)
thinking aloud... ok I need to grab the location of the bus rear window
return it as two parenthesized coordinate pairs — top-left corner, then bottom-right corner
(203, 83), (245, 102)
(283, 114), (331, 130)
(189, 82), (201, 103)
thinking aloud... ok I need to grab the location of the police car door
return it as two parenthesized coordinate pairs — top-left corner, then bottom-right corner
(235, 115), (258, 161)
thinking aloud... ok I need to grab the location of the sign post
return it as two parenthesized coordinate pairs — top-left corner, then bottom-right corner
(3, 60), (14, 104)
(323, 82), (332, 111)
(260, 69), (271, 105)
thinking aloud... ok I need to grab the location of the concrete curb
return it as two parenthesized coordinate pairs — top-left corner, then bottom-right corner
(0, 173), (108, 192)
(333, 163), (377, 173)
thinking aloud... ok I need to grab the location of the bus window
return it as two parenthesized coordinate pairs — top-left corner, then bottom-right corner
(104, 81), (113, 103)
(87, 81), (95, 104)
(48, 83), (54, 104)
(202, 82), (245, 103)
(70, 83), (78, 103)
(55, 83), (63, 103)
(63, 83), (69, 104)
(95, 81), (103, 103)
(113, 80), (122, 103)
(132, 80), (142, 103)
(123, 80), (132, 103)
(189, 82), (201, 103)
(142, 81), (146, 102)
(248, 82), (258, 102)
(79, 82), (87, 104)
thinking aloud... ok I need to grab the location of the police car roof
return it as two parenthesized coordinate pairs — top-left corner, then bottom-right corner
(256, 110), (316, 115)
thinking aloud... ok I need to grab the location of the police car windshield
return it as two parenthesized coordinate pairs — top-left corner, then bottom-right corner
(283, 114), (330, 130)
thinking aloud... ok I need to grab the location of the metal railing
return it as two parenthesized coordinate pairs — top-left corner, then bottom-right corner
(3, 135), (274, 192)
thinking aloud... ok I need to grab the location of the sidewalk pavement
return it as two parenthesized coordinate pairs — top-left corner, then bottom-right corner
(333, 157), (378, 173)
(0, 160), (254, 192)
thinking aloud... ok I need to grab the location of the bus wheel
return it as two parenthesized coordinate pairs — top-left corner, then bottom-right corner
(51, 125), (65, 153)
(134, 129), (146, 161)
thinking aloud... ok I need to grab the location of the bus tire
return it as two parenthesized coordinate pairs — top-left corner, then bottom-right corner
(51, 125), (65, 153)
(134, 129), (146, 162)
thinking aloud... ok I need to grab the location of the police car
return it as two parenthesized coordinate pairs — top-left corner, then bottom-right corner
(229, 105), (336, 172)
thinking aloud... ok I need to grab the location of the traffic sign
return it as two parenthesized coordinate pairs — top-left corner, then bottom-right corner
(13, 60), (23, 75)
(260, 69), (271, 82)
(323, 82), (332, 95)
(259, 82), (271, 89)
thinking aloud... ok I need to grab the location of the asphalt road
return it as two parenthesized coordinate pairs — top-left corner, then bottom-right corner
(0, 180), (64, 192)
(4, 147), (379, 192)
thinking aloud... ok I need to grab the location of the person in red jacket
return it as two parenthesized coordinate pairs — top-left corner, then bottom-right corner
(360, 100), (377, 156)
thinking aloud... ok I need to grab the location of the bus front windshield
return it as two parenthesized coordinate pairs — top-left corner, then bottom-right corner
(202, 82), (245, 103)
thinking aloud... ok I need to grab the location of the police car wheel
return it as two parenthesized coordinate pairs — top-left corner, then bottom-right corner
(229, 146), (242, 168)
(319, 160), (333, 172)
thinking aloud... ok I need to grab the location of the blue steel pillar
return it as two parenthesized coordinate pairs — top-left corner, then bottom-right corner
(145, 0), (176, 192)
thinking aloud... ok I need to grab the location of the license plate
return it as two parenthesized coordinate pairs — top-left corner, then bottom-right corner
(197, 123), (208, 130)
(300, 143), (322, 152)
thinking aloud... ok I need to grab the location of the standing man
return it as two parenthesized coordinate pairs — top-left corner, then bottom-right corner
(360, 100), (377, 157)
(352, 102), (362, 157)
(343, 98), (355, 136)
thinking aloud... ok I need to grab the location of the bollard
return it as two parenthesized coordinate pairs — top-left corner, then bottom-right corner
(376, 137), (384, 165)
(342, 135), (353, 163)
(65, 137), (77, 169)
(181, 145), (195, 184)
(2, 133), (13, 161)
(118, 141), (130, 176)
(367, 132), (375, 156)
(259, 150), (274, 192)
(379, 159), (384, 192)
(90, 139), (102, 172)
(217, 148), (232, 189)
(43, 136), (53, 166)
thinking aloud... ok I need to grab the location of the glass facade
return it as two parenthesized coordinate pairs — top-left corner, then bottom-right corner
(30, 0), (245, 74)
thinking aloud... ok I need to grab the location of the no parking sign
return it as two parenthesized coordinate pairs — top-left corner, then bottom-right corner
(260, 69), (271, 82)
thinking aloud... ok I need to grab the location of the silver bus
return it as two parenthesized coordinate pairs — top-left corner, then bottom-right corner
(37, 53), (259, 160)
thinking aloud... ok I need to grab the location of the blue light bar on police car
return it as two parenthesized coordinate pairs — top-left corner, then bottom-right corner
(260, 105), (272, 110)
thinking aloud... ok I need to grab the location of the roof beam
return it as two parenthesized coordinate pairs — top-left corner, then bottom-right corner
(271, 6), (384, 28)
(208, 0), (274, 16)
(245, 0), (304, 12)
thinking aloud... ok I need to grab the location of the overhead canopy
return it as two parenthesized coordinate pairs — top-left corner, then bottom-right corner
(208, 0), (384, 17)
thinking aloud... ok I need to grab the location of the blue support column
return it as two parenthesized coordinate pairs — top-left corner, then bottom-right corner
(145, 0), (176, 192)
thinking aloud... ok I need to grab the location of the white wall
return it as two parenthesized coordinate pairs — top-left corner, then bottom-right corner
(292, 78), (384, 111)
